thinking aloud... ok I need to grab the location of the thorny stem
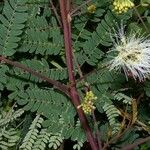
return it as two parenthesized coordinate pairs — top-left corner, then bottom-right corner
(0, 56), (69, 95)
(59, 0), (98, 150)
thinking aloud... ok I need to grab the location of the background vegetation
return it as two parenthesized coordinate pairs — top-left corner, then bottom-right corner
(0, 0), (150, 149)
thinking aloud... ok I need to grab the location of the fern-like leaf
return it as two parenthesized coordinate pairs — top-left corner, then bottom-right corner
(73, 141), (84, 150)
(48, 133), (64, 150)
(20, 114), (43, 150)
(32, 129), (50, 150)
(6, 59), (68, 92)
(0, 128), (20, 150)
(0, 65), (9, 90)
(18, 16), (63, 55)
(0, 0), (28, 56)
(103, 102), (121, 134)
(113, 92), (132, 104)
(0, 108), (24, 127)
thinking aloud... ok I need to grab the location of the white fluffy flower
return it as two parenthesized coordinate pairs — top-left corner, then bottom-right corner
(108, 25), (150, 81)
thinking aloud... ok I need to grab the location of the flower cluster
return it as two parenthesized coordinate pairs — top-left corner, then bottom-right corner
(87, 4), (96, 14)
(113, 0), (134, 14)
(108, 25), (150, 81)
(78, 91), (97, 114)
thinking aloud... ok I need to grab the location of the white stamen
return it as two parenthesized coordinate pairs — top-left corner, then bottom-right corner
(108, 24), (150, 81)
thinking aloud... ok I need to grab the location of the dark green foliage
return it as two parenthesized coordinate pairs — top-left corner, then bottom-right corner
(0, 64), (9, 90)
(0, 0), (28, 56)
(6, 59), (68, 92)
(18, 16), (64, 55)
(0, 0), (150, 149)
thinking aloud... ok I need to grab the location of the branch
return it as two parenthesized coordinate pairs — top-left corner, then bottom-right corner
(133, 7), (149, 32)
(59, 1), (98, 150)
(121, 136), (150, 150)
(74, 49), (103, 149)
(92, 111), (103, 149)
(49, 0), (62, 28)
(0, 56), (69, 95)
(70, 0), (92, 16)
(77, 63), (109, 84)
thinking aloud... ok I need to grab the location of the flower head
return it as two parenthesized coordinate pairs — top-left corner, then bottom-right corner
(87, 4), (96, 14)
(113, 0), (134, 14)
(77, 91), (97, 114)
(108, 24), (150, 81)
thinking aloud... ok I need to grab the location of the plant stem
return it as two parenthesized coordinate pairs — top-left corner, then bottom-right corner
(92, 111), (103, 149)
(49, 0), (62, 28)
(121, 136), (150, 150)
(0, 56), (69, 95)
(134, 7), (149, 32)
(70, 0), (91, 16)
(59, 1), (98, 150)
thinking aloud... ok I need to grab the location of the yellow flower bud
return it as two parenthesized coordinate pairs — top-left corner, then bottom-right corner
(87, 4), (96, 14)
(77, 91), (97, 114)
(113, 0), (134, 14)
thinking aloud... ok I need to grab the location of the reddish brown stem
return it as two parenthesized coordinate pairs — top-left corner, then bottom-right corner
(121, 136), (150, 150)
(0, 56), (69, 95)
(59, 1), (98, 150)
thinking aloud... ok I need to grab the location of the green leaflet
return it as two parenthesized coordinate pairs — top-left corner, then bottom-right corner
(0, 106), (24, 150)
(103, 102), (121, 134)
(6, 59), (68, 91)
(0, 0), (149, 149)
(73, 5), (132, 66)
(27, 0), (49, 3)
(0, 128), (20, 149)
(20, 114), (44, 149)
(13, 87), (75, 118)
(18, 16), (63, 55)
(0, 65), (9, 90)
(0, 0), (28, 56)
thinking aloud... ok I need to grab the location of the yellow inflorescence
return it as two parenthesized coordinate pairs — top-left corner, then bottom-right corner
(87, 4), (96, 14)
(113, 0), (134, 14)
(78, 91), (97, 114)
